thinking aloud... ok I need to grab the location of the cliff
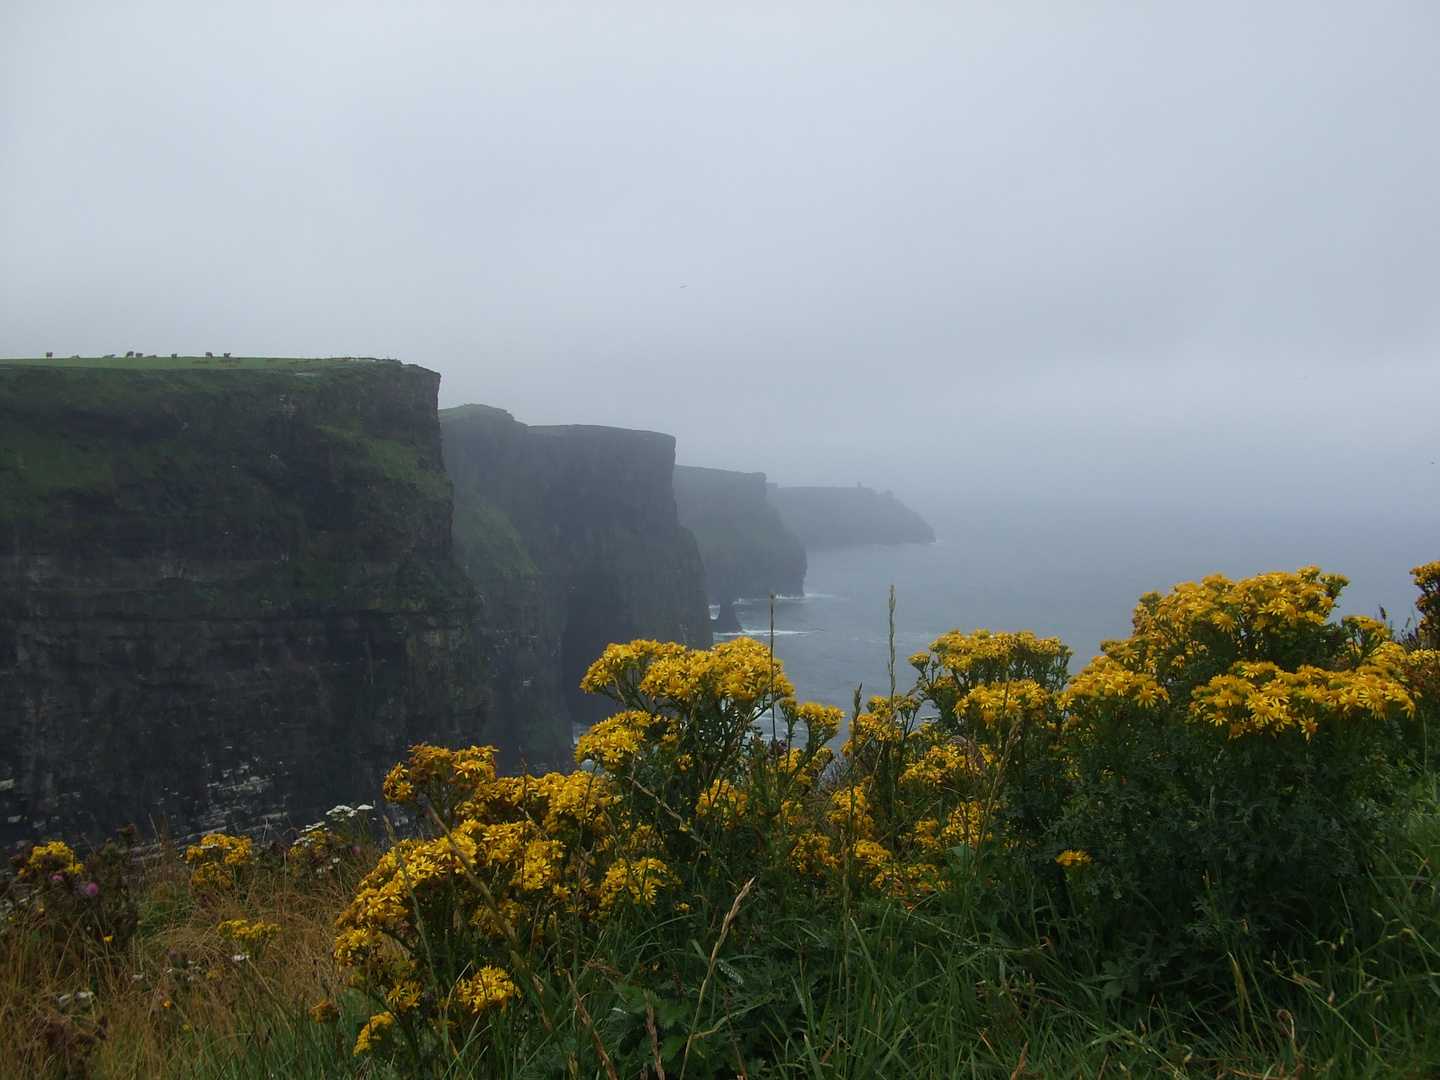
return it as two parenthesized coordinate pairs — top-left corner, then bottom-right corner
(0, 357), (489, 848)
(441, 406), (711, 764)
(673, 466), (806, 602)
(767, 484), (936, 549)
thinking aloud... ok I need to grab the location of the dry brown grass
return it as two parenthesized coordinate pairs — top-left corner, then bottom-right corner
(1, 840), (372, 1079)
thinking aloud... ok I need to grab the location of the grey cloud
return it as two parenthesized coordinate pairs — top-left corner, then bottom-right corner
(2, 1), (1437, 526)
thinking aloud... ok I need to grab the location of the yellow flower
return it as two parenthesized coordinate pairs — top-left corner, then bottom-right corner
(1061, 657), (1168, 714)
(827, 784), (874, 839)
(216, 919), (280, 951)
(792, 701), (843, 744)
(455, 966), (519, 1013)
(386, 980), (423, 1013)
(923, 629), (1071, 691)
(850, 839), (894, 889)
(353, 1012), (394, 1056)
(185, 834), (253, 890)
(574, 711), (655, 771)
(940, 801), (990, 848)
(787, 829), (838, 875)
(695, 779), (749, 825)
(599, 858), (673, 911)
(513, 839), (565, 893)
(1055, 849), (1092, 870)
(18, 841), (84, 884)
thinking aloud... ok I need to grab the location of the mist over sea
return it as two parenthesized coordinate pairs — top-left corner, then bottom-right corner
(723, 502), (1439, 713)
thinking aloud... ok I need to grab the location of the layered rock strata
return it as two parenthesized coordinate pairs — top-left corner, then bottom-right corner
(441, 406), (711, 767)
(0, 358), (489, 848)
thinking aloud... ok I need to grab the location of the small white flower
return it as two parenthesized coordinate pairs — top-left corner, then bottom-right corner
(231, 954), (249, 963)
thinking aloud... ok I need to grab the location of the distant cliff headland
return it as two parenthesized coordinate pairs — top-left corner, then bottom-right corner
(0, 356), (930, 844)
(0, 356), (488, 849)
(673, 467), (935, 605)
(673, 466), (806, 603)
(768, 483), (936, 549)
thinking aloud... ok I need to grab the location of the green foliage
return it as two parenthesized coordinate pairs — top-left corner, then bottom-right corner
(1045, 570), (1426, 995)
(8, 563), (1440, 1077)
(318, 565), (1439, 1077)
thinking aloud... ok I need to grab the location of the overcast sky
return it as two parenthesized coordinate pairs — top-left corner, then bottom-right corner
(3, 2), (1438, 538)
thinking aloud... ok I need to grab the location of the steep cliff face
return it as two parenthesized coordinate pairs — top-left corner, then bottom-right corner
(767, 485), (936, 549)
(673, 466), (806, 602)
(0, 358), (489, 848)
(442, 406), (712, 765)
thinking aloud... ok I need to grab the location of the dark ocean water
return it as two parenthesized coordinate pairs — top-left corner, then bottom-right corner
(718, 503), (1438, 712)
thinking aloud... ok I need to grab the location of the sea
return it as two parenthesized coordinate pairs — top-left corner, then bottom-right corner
(716, 502), (1438, 713)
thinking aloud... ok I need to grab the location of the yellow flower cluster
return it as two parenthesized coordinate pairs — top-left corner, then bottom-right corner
(1190, 652), (1415, 739)
(787, 828), (840, 875)
(335, 748), (619, 1037)
(580, 639), (687, 695)
(455, 966), (519, 1013)
(16, 841), (84, 885)
(792, 701), (843, 741)
(827, 783), (875, 839)
(1106, 566), (1346, 676)
(899, 740), (983, 787)
(598, 857), (674, 911)
(1415, 561), (1440, 591)
(910, 801), (989, 854)
(574, 710), (656, 772)
(381, 744), (500, 815)
(186, 833), (253, 890)
(1063, 566), (1424, 743)
(1061, 655), (1169, 720)
(850, 839), (894, 888)
(918, 629), (1071, 692)
(844, 698), (915, 752)
(332, 564), (1440, 1066)
(1413, 561), (1440, 648)
(583, 636), (797, 708)
(837, 794), (994, 898)
(354, 1011), (394, 1055)
(696, 779), (749, 825)
(957, 679), (1054, 726)
(217, 918), (280, 950)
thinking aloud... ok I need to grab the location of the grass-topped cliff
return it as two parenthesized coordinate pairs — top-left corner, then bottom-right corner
(0, 357), (489, 847)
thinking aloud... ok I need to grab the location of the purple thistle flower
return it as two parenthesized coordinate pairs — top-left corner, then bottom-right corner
(50, 873), (65, 885)
(84, 882), (100, 898)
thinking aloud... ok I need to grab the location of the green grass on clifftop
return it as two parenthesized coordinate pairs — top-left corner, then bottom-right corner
(1, 355), (395, 370)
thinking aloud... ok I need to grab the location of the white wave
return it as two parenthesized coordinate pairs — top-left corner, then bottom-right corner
(716, 629), (812, 637)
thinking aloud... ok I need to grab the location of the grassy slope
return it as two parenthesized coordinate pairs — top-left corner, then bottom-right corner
(0, 357), (449, 559)
(3, 786), (1434, 1079)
